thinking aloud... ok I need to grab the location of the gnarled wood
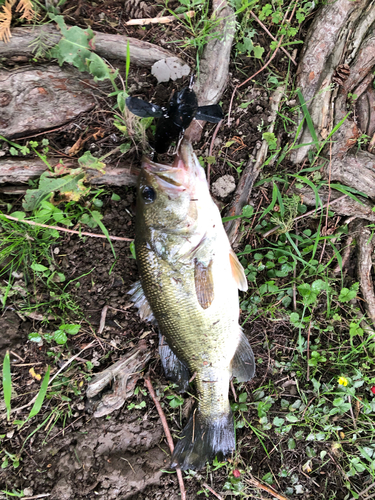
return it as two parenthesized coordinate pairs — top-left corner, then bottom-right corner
(293, 186), (375, 222)
(0, 158), (137, 186)
(0, 25), (185, 68)
(185, 0), (235, 143)
(0, 65), (98, 139)
(354, 219), (375, 323)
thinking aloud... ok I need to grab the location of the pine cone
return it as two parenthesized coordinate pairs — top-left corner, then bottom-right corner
(125, 0), (151, 19)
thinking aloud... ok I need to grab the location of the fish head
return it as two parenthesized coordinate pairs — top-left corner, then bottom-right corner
(137, 140), (207, 233)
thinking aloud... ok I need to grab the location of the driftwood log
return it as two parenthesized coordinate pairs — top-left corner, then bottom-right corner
(0, 25), (185, 68)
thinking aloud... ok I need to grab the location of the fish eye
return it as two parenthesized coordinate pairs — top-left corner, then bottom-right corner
(141, 186), (156, 204)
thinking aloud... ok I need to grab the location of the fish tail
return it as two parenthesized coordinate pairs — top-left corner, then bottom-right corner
(170, 409), (234, 470)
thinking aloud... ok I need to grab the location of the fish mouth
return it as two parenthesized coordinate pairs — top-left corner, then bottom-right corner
(141, 139), (206, 194)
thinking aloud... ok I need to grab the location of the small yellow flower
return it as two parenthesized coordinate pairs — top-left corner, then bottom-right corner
(338, 376), (348, 386)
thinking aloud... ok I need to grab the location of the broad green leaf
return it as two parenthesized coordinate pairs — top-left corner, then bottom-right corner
(30, 263), (49, 272)
(28, 332), (42, 343)
(53, 330), (68, 345)
(60, 324), (80, 335)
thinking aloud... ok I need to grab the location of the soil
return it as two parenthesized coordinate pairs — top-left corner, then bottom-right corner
(0, 1), (364, 499)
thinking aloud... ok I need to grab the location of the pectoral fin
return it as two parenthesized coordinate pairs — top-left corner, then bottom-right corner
(159, 334), (190, 393)
(194, 259), (214, 309)
(128, 280), (156, 323)
(229, 249), (248, 292)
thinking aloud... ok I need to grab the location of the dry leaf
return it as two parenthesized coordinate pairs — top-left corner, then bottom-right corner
(0, 0), (14, 43)
(16, 0), (35, 20)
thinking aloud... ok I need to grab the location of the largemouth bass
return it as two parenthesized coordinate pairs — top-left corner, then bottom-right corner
(130, 138), (255, 470)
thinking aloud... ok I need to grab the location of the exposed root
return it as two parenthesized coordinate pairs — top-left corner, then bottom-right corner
(354, 219), (375, 324)
(225, 85), (286, 245)
(86, 345), (152, 417)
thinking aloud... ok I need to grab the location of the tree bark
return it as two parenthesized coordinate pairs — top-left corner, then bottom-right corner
(0, 65), (99, 139)
(0, 25), (185, 68)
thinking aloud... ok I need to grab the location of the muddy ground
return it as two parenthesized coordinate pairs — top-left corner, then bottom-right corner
(0, 0), (367, 499)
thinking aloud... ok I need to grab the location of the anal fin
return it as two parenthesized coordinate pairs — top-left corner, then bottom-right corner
(232, 329), (256, 382)
(159, 334), (190, 393)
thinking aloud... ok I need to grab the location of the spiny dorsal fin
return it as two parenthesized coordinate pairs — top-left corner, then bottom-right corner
(194, 259), (214, 309)
(229, 249), (248, 292)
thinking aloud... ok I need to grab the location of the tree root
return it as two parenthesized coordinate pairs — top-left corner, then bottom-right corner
(293, 186), (375, 223)
(185, 0), (236, 143)
(354, 219), (375, 324)
(224, 85), (286, 245)
(86, 345), (152, 418)
(0, 25), (186, 68)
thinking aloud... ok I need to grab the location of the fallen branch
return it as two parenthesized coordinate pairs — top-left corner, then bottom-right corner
(144, 375), (186, 500)
(0, 214), (133, 242)
(125, 11), (194, 25)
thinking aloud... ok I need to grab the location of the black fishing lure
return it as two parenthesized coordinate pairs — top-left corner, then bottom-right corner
(126, 87), (223, 154)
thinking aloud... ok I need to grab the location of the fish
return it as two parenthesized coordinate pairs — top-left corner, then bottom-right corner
(129, 138), (255, 470)
(126, 87), (223, 154)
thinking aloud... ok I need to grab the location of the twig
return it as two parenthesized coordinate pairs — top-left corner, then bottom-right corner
(0, 214), (133, 242)
(125, 11), (194, 25)
(230, 380), (237, 402)
(202, 482), (223, 500)
(333, 234), (354, 274)
(98, 305), (109, 334)
(144, 375), (186, 500)
(22, 495), (51, 500)
(246, 476), (290, 500)
(249, 11), (296, 65)
(208, 119), (223, 187)
(351, 480), (375, 499)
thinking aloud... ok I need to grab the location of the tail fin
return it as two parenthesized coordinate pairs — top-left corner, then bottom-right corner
(170, 410), (235, 470)
(232, 328), (256, 382)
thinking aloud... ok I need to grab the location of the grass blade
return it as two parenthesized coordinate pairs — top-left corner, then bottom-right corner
(90, 210), (117, 259)
(3, 351), (11, 421)
(125, 40), (130, 91)
(28, 366), (50, 420)
(296, 88), (319, 147)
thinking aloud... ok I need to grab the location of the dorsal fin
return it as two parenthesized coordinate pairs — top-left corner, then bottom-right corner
(229, 249), (248, 292)
(194, 259), (214, 309)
